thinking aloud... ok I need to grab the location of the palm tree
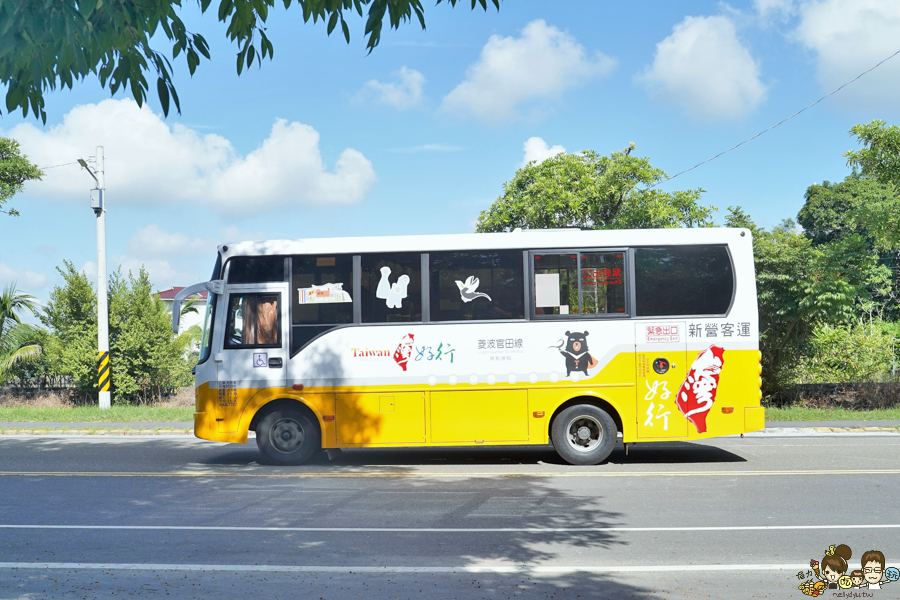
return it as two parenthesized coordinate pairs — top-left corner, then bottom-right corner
(0, 283), (44, 382)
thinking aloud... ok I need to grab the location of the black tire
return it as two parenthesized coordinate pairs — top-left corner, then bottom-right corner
(550, 404), (617, 466)
(255, 406), (321, 465)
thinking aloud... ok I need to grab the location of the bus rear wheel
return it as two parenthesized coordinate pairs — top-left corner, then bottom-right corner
(551, 404), (617, 466)
(256, 406), (321, 465)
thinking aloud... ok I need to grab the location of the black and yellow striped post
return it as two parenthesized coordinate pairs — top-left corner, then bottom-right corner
(98, 351), (111, 394)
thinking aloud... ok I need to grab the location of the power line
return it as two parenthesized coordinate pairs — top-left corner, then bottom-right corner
(38, 161), (79, 170)
(645, 47), (900, 191)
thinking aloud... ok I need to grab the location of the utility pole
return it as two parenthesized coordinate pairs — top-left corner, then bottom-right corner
(78, 147), (110, 409)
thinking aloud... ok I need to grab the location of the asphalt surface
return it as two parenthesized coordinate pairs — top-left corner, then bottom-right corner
(0, 433), (898, 599)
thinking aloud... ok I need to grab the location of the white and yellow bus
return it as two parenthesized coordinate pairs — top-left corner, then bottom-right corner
(173, 228), (764, 465)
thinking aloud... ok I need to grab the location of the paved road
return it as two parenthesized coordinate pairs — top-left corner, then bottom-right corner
(1, 435), (898, 599)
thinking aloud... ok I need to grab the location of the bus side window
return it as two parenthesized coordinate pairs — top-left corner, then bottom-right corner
(292, 255), (354, 326)
(224, 293), (281, 348)
(290, 255), (354, 354)
(430, 250), (524, 321)
(533, 252), (625, 316)
(634, 245), (734, 316)
(579, 252), (625, 315)
(361, 253), (422, 323)
(534, 253), (577, 315)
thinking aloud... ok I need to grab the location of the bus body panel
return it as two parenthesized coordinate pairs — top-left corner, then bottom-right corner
(190, 228), (764, 452)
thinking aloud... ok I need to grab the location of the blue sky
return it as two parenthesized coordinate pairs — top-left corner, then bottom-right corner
(2, 0), (900, 305)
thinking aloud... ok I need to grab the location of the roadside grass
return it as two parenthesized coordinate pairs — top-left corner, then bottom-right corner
(0, 388), (194, 422)
(765, 406), (900, 421)
(0, 405), (194, 423)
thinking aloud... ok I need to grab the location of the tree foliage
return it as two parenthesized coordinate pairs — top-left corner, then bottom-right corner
(845, 120), (900, 189)
(0, 138), (43, 217)
(1, 0), (499, 123)
(727, 207), (893, 392)
(41, 261), (194, 402)
(40, 261), (99, 392)
(801, 170), (900, 256)
(108, 267), (194, 402)
(792, 319), (899, 385)
(475, 146), (713, 232)
(0, 283), (44, 383)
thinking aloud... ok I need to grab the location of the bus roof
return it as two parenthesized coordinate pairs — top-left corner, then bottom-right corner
(218, 227), (751, 259)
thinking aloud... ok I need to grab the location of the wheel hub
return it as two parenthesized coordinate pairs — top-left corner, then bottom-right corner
(271, 418), (304, 453)
(566, 416), (602, 452)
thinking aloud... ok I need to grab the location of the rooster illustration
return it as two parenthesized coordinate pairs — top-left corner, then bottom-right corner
(455, 276), (491, 303)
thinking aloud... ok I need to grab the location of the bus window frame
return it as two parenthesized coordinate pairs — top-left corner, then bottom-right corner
(222, 289), (285, 350)
(529, 248), (631, 320)
(286, 253), (356, 358)
(630, 243), (737, 319)
(426, 249), (529, 325)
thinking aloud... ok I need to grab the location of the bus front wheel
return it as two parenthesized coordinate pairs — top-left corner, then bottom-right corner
(256, 406), (321, 465)
(551, 404), (617, 466)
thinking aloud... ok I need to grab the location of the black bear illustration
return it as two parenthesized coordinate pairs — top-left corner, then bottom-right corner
(560, 331), (596, 376)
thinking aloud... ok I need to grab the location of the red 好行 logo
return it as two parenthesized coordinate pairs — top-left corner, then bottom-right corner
(675, 345), (725, 433)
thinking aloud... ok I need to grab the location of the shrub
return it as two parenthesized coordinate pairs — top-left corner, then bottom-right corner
(791, 319), (898, 384)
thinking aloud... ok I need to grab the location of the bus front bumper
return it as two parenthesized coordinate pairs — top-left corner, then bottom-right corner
(194, 412), (248, 443)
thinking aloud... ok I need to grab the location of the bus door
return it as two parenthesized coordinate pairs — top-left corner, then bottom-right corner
(635, 321), (688, 438)
(216, 284), (288, 431)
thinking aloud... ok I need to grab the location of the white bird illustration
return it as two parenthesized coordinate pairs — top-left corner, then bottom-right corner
(455, 276), (492, 303)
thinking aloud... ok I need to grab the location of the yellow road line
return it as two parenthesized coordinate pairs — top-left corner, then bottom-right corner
(0, 469), (898, 478)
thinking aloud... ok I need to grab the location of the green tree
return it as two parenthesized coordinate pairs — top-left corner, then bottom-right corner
(0, 283), (44, 383)
(797, 172), (896, 246)
(1, 0), (499, 123)
(108, 267), (193, 403)
(840, 122), (900, 252)
(40, 261), (99, 392)
(42, 261), (196, 401)
(797, 173), (900, 319)
(475, 146), (713, 232)
(726, 208), (892, 392)
(845, 120), (900, 189)
(0, 138), (43, 217)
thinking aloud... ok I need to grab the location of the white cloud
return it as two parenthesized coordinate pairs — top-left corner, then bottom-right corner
(753, 0), (797, 20)
(358, 67), (425, 108)
(0, 261), (48, 290)
(520, 137), (566, 167)
(6, 99), (377, 214)
(126, 224), (211, 258)
(441, 20), (617, 123)
(638, 15), (767, 121)
(793, 0), (900, 108)
(114, 224), (278, 290)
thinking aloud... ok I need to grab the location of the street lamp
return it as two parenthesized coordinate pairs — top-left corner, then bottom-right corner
(78, 147), (110, 410)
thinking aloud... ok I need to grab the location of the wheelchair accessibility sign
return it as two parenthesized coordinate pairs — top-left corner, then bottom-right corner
(253, 353), (268, 368)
